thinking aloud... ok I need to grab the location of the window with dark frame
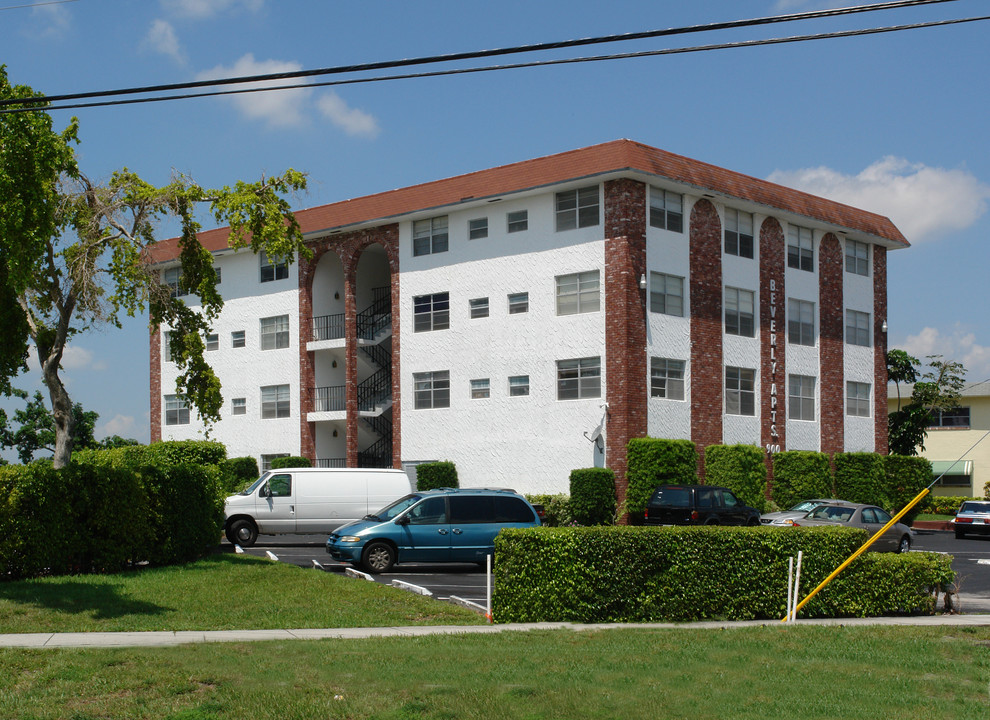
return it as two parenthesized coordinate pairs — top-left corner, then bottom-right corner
(788, 299), (815, 346)
(413, 216), (449, 256)
(846, 381), (871, 417)
(470, 378), (490, 399)
(555, 185), (599, 231)
(261, 384), (291, 419)
(788, 374), (816, 421)
(724, 208), (754, 258)
(413, 292), (450, 332)
(556, 357), (601, 400)
(846, 239), (869, 276)
(509, 375), (530, 396)
(507, 210), (528, 233)
(413, 370), (450, 409)
(929, 407), (971, 429)
(260, 251), (289, 282)
(469, 297), (489, 319)
(649, 186), (683, 233)
(787, 225), (814, 271)
(508, 292), (529, 314)
(650, 272), (684, 316)
(165, 394), (189, 425)
(469, 217), (488, 240)
(260, 315), (290, 350)
(725, 366), (755, 416)
(556, 271), (600, 315)
(846, 309), (871, 346)
(651, 357), (685, 400)
(725, 287), (755, 337)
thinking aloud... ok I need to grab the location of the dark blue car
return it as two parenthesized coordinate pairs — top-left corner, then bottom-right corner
(326, 487), (541, 573)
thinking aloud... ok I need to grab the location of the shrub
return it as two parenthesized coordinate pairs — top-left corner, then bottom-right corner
(834, 452), (886, 506)
(525, 494), (573, 527)
(625, 438), (697, 516)
(884, 455), (932, 524)
(270, 456), (311, 469)
(493, 525), (953, 623)
(568, 468), (616, 525)
(704, 444), (768, 512)
(924, 496), (979, 515)
(771, 451), (832, 509)
(220, 456), (261, 494)
(140, 462), (224, 566)
(416, 461), (458, 491)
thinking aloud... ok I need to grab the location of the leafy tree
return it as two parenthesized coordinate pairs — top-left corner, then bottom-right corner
(0, 390), (100, 463)
(887, 350), (966, 456)
(0, 67), (308, 468)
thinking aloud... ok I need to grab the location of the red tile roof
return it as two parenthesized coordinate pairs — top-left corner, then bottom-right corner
(149, 139), (907, 263)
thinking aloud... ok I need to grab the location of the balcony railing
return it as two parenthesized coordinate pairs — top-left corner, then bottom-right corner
(312, 313), (345, 341)
(315, 457), (346, 468)
(313, 385), (346, 412)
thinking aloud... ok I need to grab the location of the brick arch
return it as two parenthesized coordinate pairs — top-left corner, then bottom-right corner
(819, 233), (844, 456)
(689, 198), (723, 478)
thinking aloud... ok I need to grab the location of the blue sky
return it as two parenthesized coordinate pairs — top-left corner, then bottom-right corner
(2, 0), (989, 449)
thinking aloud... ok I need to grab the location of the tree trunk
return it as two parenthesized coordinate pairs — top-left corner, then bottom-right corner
(42, 356), (75, 469)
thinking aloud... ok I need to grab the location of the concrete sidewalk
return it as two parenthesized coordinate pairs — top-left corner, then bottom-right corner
(3, 614), (990, 648)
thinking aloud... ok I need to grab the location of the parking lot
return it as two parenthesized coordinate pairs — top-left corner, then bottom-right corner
(224, 528), (990, 615)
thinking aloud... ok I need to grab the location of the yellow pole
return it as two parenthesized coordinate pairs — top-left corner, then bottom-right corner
(782, 486), (931, 622)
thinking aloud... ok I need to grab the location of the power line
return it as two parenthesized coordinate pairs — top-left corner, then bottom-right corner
(0, 0), (77, 10)
(3, 14), (986, 115)
(0, 0), (965, 109)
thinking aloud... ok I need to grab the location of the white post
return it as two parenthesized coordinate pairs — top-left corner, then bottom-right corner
(786, 556), (794, 622)
(790, 551), (803, 622)
(486, 553), (492, 623)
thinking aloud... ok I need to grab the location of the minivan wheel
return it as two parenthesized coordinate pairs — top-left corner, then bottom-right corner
(227, 519), (258, 548)
(362, 541), (395, 574)
(898, 535), (911, 554)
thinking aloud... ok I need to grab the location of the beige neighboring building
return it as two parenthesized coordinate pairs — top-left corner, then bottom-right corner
(889, 381), (990, 498)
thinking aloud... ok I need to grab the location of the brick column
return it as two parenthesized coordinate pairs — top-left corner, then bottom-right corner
(759, 217), (786, 483)
(603, 179), (648, 511)
(149, 325), (162, 443)
(819, 233), (844, 456)
(873, 245), (889, 454)
(689, 199), (723, 479)
(297, 248), (322, 462)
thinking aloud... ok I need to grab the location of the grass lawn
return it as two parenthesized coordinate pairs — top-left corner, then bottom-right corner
(0, 625), (986, 719)
(0, 553), (483, 633)
(916, 513), (955, 522)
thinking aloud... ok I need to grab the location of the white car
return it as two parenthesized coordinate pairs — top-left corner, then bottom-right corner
(760, 498), (853, 526)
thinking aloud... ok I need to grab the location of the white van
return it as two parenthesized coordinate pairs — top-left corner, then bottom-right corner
(223, 467), (413, 547)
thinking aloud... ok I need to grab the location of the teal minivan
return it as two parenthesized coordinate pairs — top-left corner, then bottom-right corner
(325, 488), (541, 573)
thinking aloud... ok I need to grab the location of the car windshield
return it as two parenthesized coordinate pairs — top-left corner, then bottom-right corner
(959, 502), (990, 514)
(790, 500), (823, 513)
(370, 494), (423, 521)
(808, 506), (855, 522)
(238, 473), (272, 496)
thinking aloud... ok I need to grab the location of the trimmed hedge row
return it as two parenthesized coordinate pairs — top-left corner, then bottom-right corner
(416, 461), (459, 491)
(924, 496), (980, 515)
(1, 441), (226, 579)
(568, 468), (615, 525)
(271, 456), (311, 469)
(705, 444), (768, 512)
(626, 438), (697, 515)
(493, 526), (952, 623)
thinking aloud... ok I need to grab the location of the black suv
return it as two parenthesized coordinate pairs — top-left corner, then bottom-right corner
(644, 484), (761, 526)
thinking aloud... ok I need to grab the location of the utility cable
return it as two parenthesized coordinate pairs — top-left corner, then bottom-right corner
(0, 0), (966, 109)
(3, 14), (987, 115)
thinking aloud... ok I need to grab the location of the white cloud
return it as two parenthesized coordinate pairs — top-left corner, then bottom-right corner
(144, 19), (186, 65)
(767, 157), (990, 244)
(27, 4), (71, 38)
(100, 414), (136, 438)
(59, 345), (94, 371)
(196, 54), (312, 127)
(161, 0), (264, 20)
(901, 326), (990, 383)
(316, 92), (381, 138)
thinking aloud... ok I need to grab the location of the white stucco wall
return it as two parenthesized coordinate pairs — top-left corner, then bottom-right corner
(843, 249), (877, 451)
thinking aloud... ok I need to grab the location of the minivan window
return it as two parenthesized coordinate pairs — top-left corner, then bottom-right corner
(495, 496), (535, 523)
(450, 495), (496, 523)
(267, 474), (291, 497)
(406, 496), (448, 525)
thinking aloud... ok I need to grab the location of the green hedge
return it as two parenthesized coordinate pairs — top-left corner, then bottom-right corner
(220, 456), (260, 494)
(771, 451), (832, 509)
(416, 461), (458, 491)
(569, 468), (616, 525)
(705, 444), (768, 512)
(270, 456), (311, 469)
(525, 494), (573, 527)
(834, 452), (886, 506)
(625, 438), (698, 516)
(75, 440), (228, 470)
(884, 455), (932, 523)
(0, 453), (224, 580)
(924, 496), (979, 515)
(493, 526), (952, 623)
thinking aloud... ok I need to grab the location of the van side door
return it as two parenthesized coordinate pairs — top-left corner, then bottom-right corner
(396, 496), (451, 563)
(255, 473), (296, 534)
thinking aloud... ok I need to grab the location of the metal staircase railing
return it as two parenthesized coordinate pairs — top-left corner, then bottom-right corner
(357, 286), (391, 341)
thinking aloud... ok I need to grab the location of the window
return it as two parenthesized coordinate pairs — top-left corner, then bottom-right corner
(557, 357), (601, 400)
(232, 397), (247, 415)
(261, 384), (291, 419)
(231, 330), (246, 348)
(725, 367), (755, 416)
(555, 185), (599, 231)
(650, 272), (684, 316)
(788, 375), (816, 421)
(413, 216), (449, 256)
(508, 292), (529, 314)
(205, 333), (219, 351)
(509, 375), (530, 396)
(846, 381), (871, 417)
(261, 454), (289, 472)
(929, 407), (971, 429)
(165, 394), (189, 425)
(846, 239), (869, 276)
(260, 315), (290, 350)
(846, 309), (870, 346)
(414, 371), (450, 409)
(163, 331), (174, 362)
(788, 299), (815, 346)
(406, 496), (448, 525)
(470, 378), (490, 399)
(413, 292), (450, 332)
(649, 186), (683, 232)
(724, 209), (754, 258)
(164, 267), (187, 298)
(507, 210), (528, 233)
(556, 271), (600, 315)
(725, 287), (756, 337)
(651, 358), (685, 400)
(787, 225), (813, 271)
(469, 217), (488, 240)
(260, 251), (288, 282)
(214, 266), (221, 284)
(469, 297), (489, 319)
